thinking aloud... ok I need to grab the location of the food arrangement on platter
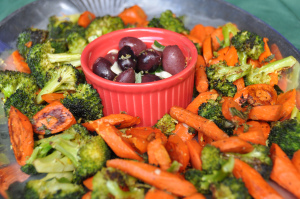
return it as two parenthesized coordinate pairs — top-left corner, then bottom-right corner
(0, 3), (300, 199)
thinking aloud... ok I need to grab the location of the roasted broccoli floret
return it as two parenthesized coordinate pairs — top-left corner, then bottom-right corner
(184, 156), (234, 194)
(148, 10), (189, 34)
(244, 56), (297, 86)
(16, 28), (48, 59)
(198, 97), (235, 135)
(268, 108), (300, 158)
(66, 32), (88, 53)
(91, 167), (145, 199)
(154, 113), (177, 136)
(224, 144), (272, 179)
(27, 41), (81, 88)
(36, 64), (80, 104)
(47, 14), (85, 39)
(85, 15), (124, 42)
(49, 38), (68, 53)
(24, 172), (85, 199)
(50, 124), (111, 183)
(0, 70), (39, 101)
(61, 83), (103, 122)
(201, 144), (225, 172)
(210, 177), (251, 199)
(206, 61), (251, 97)
(4, 89), (45, 119)
(231, 30), (264, 60)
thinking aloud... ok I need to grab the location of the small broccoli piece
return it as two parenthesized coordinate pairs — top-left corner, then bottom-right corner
(201, 144), (225, 172)
(210, 177), (251, 199)
(268, 109), (300, 158)
(85, 15), (125, 42)
(67, 32), (88, 53)
(4, 89), (45, 119)
(49, 38), (68, 53)
(0, 70), (39, 101)
(47, 14), (85, 39)
(224, 144), (272, 179)
(198, 97), (235, 135)
(244, 56), (297, 86)
(91, 167), (145, 199)
(61, 83), (103, 122)
(148, 10), (189, 34)
(184, 156), (234, 194)
(231, 30), (264, 60)
(24, 172), (85, 199)
(36, 64), (80, 104)
(27, 41), (81, 88)
(154, 113), (178, 136)
(206, 62), (251, 97)
(16, 28), (48, 59)
(221, 22), (239, 48)
(50, 124), (111, 183)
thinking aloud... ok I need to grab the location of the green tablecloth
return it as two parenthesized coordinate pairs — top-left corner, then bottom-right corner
(0, 0), (299, 50)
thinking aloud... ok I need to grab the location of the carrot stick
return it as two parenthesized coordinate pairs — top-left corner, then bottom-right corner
(165, 134), (190, 172)
(190, 24), (207, 44)
(82, 113), (140, 131)
(170, 106), (229, 141)
(211, 136), (254, 153)
(8, 106), (34, 166)
(82, 191), (92, 199)
(276, 88), (296, 121)
(94, 123), (143, 161)
(173, 123), (195, 142)
(270, 143), (300, 198)
(233, 158), (283, 199)
(83, 176), (93, 190)
(202, 36), (213, 64)
(182, 193), (206, 199)
(210, 27), (223, 51)
(147, 138), (172, 171)
(31, 101), (76, 134)
(195, 55), (209, 93)
(11, 50), (31, 74)
(186, 139), (202, 170)
(233, 78), (245, 91)
(186, 90), (218, 114)
(198, 131), (213, 147)
(41, 93), (65, 104)
(145, 188), (177, 199)
(107, 159), (198, 197)
(118, 5), (148, 27)
(0, 163), (30, 199)
(237, 130), (267, 146)
(248, 104), (282, 121)
(292, 149), (300, 173)
(78, 11), (96, 28)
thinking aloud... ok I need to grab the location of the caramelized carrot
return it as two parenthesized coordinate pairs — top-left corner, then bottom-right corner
(173, 123), (195, 142)
(94, 123), (143, 161)
(233, 78), (245, 91)
(292, 149), (300, 173)
(165, 134), (190, 172)
(270, 143), (300, 198)
(41, 93), (65, 103)
(118, 5), (148, 27)
(145, 188), (177, 199)
(190, 24), (207, 44)
(211, 136), (254, 153)
(237, 130), (267, 145)
(186, 139), (202, 170)
(186, 90), (218, 114)
(210, 27), (223, 51)
(221, 97), (246, 125)
(276, 89), (296, 121)
(11, 50), (31, 74)
(81, 191), (92, 199)
(147, 138), (171, 171)
(202, 36), (213, 64)
(224, 46), (239, 66)
(78, 11), (96, 28)
(198, 131), (213, 147)
(195, 55), (209, 93)
(107, 159), (198, 197)
(170, 106), (229, 141)
(259, 38), (275, 64)
(233, 158), (283, 199)
(82, 113), (140, 131)
(125, 126), (167, 145)
(8, 106), (34, 166)
(248, 104), (282, 122)
(83, 176), (93, 190)
(31, 101), (76, 134)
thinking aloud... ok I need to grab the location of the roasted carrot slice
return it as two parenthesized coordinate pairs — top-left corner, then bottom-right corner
(107, 159), (198, 197)
(195, 55), (209, 93)
(145, 188), (177, 199)
(202, 36), (213, 65)
(182, 193), (206, 199)
(186, 90), (218, 114)
(41, 93), (65, 104)
(11, 50), (31, 74)
(118, 5), (148, 27)
(8, 106), (34, 165)
(147, 138), (171, 171)
(186, 139), (202, 170)
(211, 136), (254, 154)
(237, 130), (267, 146)
(222, 97), (246, 125)
(78, 11), (96, 28)
(292, 149), (300, 173)
(83, 176), (93, 190)
(173, 123), (195, 142)
(248, 104), (282, 122)
(32, 101), (76, 134)
(276, 89), (296, 121)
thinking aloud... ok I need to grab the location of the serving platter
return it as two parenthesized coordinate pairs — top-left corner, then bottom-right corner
(0, 0), (299, 198)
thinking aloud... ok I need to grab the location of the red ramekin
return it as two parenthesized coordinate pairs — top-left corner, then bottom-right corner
(81, 28), (198, 126)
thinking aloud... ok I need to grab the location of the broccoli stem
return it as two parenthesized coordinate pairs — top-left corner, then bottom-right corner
(226, 64), (251, 82)
(222, 23), (239, 47)
(47, 53), (81, 63)
(258, 56), (296, 74)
